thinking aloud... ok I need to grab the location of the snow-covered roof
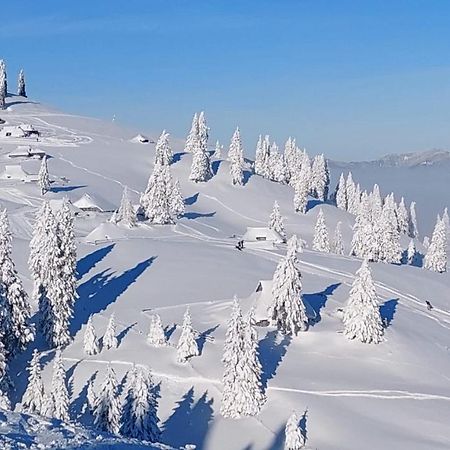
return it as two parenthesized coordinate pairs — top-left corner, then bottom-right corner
(0, 164), (38, 182)
(84, 222), (127, 243)
(252, 279), (317, 323)
(243, 227), (284, 243)
(0, 126), (27, 137)
(48, 199), (81, 214)
(73, 193), (115, 212)
(8, 146), (46, 158)
(130, 134), (150, 144)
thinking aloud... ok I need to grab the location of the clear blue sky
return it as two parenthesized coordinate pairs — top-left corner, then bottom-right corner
(2, 0), (450, 160)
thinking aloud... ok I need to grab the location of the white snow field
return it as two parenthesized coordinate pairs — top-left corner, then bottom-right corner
(1, 96), (449, 450)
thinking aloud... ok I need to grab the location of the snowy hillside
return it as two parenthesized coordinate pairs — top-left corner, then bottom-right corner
(0, 96), (449, 450)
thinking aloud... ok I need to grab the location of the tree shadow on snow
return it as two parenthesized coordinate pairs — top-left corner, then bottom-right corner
(306, 198), (326, 212)
(164, 323), (177, 342)
(76, 244), (115, 280)
(258, 330), (291, 390)
(172, 152), (187, 164)
(379, 299), (398, 328)
(196, 324), (220, 356)
(71, 371), (97, 421)
(299, 409), (308, 444)
(183, 211), (216, 220)
(303, 282), (341, 325)
(50, 185), (87, 193)
(211, 160), (222, 175)
(184, 193), (199, 206)
(72, 257), (156, 335)
(243, 170), (252, 186)
(264, 424), (285, 450)
(66, 360), (81, 399)
(162, 387), (214, 450)
(116, 322), (137, 347)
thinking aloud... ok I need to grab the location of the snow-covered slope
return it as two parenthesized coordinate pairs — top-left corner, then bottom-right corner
(1, 97), (449, 450)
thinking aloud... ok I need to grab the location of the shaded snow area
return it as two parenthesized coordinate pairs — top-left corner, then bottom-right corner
(0, 97), (449, 450)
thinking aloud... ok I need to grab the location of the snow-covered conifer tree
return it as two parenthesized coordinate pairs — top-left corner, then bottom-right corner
(269, 235), (308, 335)
(351, 192), (377, 261)
(443, 207), (450, 233)
(0, 60), (6, 100)
(84, 316), (100, 355)
(17, 69), (26, 97)
(189, 137), (212, 182)
(38, 156), (50, 195)
(21, 349), (45, 415)
(406, 239), (419, 266)
(140, 163), (175, 224)
(408, 201), (419, 238)
(113, 186), (136, 227)
(228, 127), (244, 185)
(213, 140), (222, 159)
(255, 135), (271, 179)
(0, 209), (33, 356)
(312, 209), (330, 253)
(170, 179), (185, 218)
(198, 111), (209, 153)
(378, 194), (401, 264)
(343, 260), (383, 344)
(332, 221), (344, 255)
(185, 113), (199, 153)
(103, 313), (118, 350)
(93, 364), (121, 434)
(311, 154), (329, 201)
(49, 351), (70, 421)
(396, 197), (409, 234)
(86, 377), (96, 412)
(284, 411), (306, 450)
(335, 173), (347, 210)
(293, 164), (310, 214)
(346, 172), (359, 214)
(147, 314), (167, 347)
(121, 365), (160, 441)
(283, 137), (297, 184)
(176, 308), (199, 363)
(424, 216), (447, 273)
(269, 201), (286, 241)
(154, 130), (173, 166)
(0, 337), (9, 409)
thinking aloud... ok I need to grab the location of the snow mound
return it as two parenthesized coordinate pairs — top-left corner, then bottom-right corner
(130, 134), (151, 144)
(84, 222), (127, 243)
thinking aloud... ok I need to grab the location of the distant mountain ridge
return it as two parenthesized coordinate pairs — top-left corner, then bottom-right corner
(332, 149), (450, 168)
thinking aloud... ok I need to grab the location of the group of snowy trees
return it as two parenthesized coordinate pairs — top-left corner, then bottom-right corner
(29, 198), (77, 348)
(140, 130), (185, 224)
(146, 308), (200, 364)
(83, 314), (118, 355)
(0, 60), (27, 110)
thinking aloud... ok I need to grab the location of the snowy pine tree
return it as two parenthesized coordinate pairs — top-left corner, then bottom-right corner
(293, 163), (310, 214)
(84, 316), (100, 355)
(269, 235), (308, 334)
(346, 172), (359, 215)
(332, 221), (344, 255)
(213, 140), (222, 159)
(0, 60), (6, 108)
(154, 130), (173, 166)
(396, 197), (409, 234)
(343, 260), (383, 344)
(228, 127), (244, 185)
(93, 364), (121, 434)
(0, 209), (33, 356)
(408, 201), (419, 238)
(176, 308), (199, 363)
(189, 136), (212, 182)
(17, 69), (26, 97)
(424, 216), (447, 273)
(406, 239), (419, 266)
(312, 209), (330, 253)
(21, 349), (45, 415)
(284, 411), (306, 450)
(185, 113), (199, 153)
(378, 194), (402, 264)
(0, 336), (9, 409)
(48, 351), (70, 421)
(198, 111), (209, 154)
(103, 313), (118, 350)
(170, 179), (185, 218)
(351, 192), (377, 261)
(38, 156), (50, 195)
(113, 186), (136, 227)
(147, 314), (167, 347)
(311, 154), (329, 201)
(269, 201), (286, 241)
(335, 172), (347, 210)
(121, 365), (160, 441)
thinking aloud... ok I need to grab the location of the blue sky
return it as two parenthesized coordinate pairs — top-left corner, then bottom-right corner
(2, 1), (450, 160)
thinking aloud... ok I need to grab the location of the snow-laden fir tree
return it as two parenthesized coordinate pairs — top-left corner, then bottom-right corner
(17, 69), (26, 97)
(269, 201), (286, 241)
(0, 209), (33, 356)
(332, 221), (344, 255)
(84, 315), (100, 355)
(396, 197), (409, 234)
(346, 172), (359, 215)
(442, 207), (450, 234)
(48, 351), (70, 421)
(113, 186), (136, 227)
(312, 209), (330, 253)
(140, 163), (175, 224)
(408, 201), (419, 238)
(213, 140), (222, 159)
(293, 163), (310, 214)
(423, 236), (430, 249)
(86, 376), (96, 412)
(170, 179), (185, 218)
(406, 239), (419, 266)
(424, 216), (447, 273)
(283, 137), (297, 184)
(121, 365), (160, 441)
(335, 172), (347, 210)
(351, 192), (377, 261)
(311, 154), (329, 201)
(378, 194), (401, 264)
(154, 130), (173, 166)
(198, 111), (209, 153)
(21, 349), (45, 415)
(38, 156), (50, 195)
(176, 307), (199, 363)
(0, 82), (4, 110)
(343, 259), (383, 344)
(220, 298), (265, 418)
(93, 364), (121, 435)
(284, 411), (306, 450)
(254, 135), (271, 179)
(185, 113), (199, 153)
(269, 235), (308, 335)
(269, 146), (287, 184)
(103, 313), (118, 350)
(228, 127), (244, 185)
(0, 60), (6, 100)
(0, 336), (9, 409)
(189, 136), (212, 182)
(147, 314), (167, 347)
